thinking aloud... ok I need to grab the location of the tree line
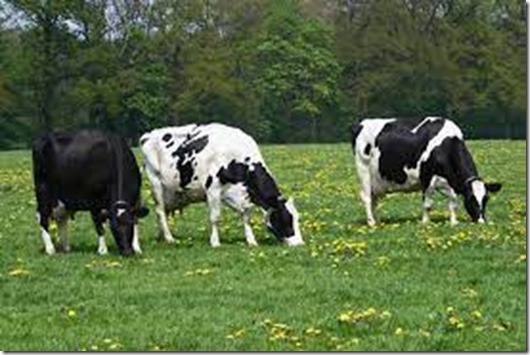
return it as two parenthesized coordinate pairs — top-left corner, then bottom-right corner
(0, 0), (525, 149)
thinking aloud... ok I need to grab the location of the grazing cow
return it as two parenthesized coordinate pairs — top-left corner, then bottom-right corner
(351, 116), (502, 226)
(32, 130), (149, 256)
(139, 123), (304, 247)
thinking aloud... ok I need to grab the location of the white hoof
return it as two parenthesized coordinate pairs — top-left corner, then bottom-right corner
(45, 246), (56, 255)
(97, 245), (108, 255)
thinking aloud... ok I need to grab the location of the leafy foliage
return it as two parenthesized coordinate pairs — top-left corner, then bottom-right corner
(0, 0), (525, 148)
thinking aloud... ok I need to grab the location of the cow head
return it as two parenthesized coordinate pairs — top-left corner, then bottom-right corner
(463, 178), (502, 223)
(104, 201), (149, 256)
(265, 197), (304, 246)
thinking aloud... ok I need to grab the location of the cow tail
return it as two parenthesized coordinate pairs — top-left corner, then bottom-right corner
(350, 122), (363, 153)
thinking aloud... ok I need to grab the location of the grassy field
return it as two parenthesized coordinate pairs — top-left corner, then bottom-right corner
(0, 140), (526, 351)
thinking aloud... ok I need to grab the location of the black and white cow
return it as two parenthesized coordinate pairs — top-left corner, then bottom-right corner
(32, 130), (149, 256)
(351, 116), (502, 226)
(139, 123), (304, 247)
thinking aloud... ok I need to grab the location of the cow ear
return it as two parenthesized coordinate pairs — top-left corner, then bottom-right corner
(485, 182), (502, 193)
(135, 206), (149, 218)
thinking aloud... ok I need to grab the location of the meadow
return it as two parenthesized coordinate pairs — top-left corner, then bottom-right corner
(0, 140), (526, 351)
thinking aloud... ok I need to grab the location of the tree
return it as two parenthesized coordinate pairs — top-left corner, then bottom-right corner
(250, 0), (340, 142)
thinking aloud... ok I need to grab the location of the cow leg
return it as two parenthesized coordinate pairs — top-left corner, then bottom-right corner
(356, 161), (377, 226)
(37, 212), (56, 255)
(422, 178), (437, 224)
(148, 177), (175, 243)
(222, 184), (257, 246)
(53, 201), (70, 252)
(436, 179), (459, 225)
(57, 217), (70, 253)
(448, 191), (458, 225)
(422, 189), (434, 224)
(207, 185), (222, 247)
(91, 211), (108, 255)
(243, 208), (258, 246)
(360, 189), (377, 227)
(132, 224), (142, 254)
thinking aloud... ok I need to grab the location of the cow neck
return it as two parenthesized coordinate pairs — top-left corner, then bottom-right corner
(446, 139), (479, 193)
(247, 164), (282, 212)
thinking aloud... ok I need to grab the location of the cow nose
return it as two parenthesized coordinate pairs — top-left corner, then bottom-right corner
(284, 236), (304, 247)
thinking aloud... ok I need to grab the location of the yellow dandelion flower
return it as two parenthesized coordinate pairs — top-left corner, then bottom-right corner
(419, 329), (431, 338)
(394, 327), (405, 336)
(67, 309), (76, 317)
(380, 310), (392, 319)
(338, 313), (351, 322)
(471, 310), (482, 319)
(8, 268), (29, 277)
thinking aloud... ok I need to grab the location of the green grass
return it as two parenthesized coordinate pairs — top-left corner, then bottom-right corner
(0, 140), (526, 351)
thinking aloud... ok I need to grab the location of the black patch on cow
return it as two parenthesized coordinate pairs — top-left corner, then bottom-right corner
(162, 133), (172, 142)
(364, 144), (371, 155)
(217, 160), (249, 185)
(140, 137), (148, 146)
(244, 157), (251, 162)
(205, 175), (213, 189)
(174, 135), (209, 188)
(247, 163), (282, 209)
(375, 118), (445, 184)
(166, 141), (175, 149)
(186, 130), (201, 141)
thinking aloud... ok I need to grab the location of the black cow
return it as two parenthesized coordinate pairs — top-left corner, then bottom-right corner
(32, 130), (149, 256)
(351, 116), (502, 225)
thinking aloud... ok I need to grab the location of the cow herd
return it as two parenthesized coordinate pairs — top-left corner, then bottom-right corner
(31, 117), (502, 256)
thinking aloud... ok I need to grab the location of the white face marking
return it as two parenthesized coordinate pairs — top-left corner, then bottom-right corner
(471, 180), (487, 210)
(117, 208), (126, 217)
(284, 198), (304, 246)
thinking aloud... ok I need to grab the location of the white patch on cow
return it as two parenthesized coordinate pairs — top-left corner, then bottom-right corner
(471, 179), (487, 211)
(36, 212), (41, 224)
(284, 197), (304, 246)
(117, 208), (126, 217)
(97, 235), (108, 255)
(41, 227), (56, 255)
